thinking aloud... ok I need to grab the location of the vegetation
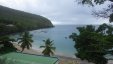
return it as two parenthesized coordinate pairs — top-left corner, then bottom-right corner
(40, 39), (56, 56)
(0, 35), (17, 54)
(0, 5), (53, 36)
(76, 0), (113, 22)
(75, 1), (113, 63)
(69, 23), (113, 64)
(18, 32), (33, 52)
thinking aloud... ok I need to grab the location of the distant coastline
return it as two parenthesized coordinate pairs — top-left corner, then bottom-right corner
(0, 5), (53, 36)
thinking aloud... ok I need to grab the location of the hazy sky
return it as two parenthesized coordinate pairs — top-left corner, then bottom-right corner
(0, 0), (111, 25)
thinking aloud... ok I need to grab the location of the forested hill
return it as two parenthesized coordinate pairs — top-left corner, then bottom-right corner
(0, 5), (53, 35)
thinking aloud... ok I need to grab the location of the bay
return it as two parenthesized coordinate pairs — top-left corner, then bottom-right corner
(30, 25), (81, 58)
(11, 24), (113, 59)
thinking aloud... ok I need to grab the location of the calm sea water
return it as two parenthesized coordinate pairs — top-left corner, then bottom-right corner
(30, 25), (81, 58)
(11, 25), (113, 59)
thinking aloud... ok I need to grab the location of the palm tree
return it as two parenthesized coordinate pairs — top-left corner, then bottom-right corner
(18, 32), (33, 52)
(40, 38), (56, 56)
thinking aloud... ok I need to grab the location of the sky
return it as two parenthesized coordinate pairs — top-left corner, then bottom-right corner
(0, 0), (111, 25)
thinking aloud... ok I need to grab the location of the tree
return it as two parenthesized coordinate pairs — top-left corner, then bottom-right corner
(18, 32), (33, 52)
(76, 0), (113, 22)
(69, 23), (113, 64)
(40, 38), (56, 56)
(0, 35), (17, 54)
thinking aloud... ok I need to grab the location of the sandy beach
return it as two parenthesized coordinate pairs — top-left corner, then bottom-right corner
(13, 43), (113, 64)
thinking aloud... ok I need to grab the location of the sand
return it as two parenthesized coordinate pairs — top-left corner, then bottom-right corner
(13, 43), (113, 64)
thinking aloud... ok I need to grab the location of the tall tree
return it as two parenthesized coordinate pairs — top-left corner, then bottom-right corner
(18, 32), (33, 52)
(69, 23), (113, 64)
(40, 39), (56, 56)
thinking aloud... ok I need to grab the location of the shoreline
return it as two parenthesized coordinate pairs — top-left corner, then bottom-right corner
(13, 43), (76, 59)
(13, 43), (113, 64)
(13, 43), (94, 64)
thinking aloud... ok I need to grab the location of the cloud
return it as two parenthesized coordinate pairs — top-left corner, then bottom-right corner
(0, 0), (110, 25)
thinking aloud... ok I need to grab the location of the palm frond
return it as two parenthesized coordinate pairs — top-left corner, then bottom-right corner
(28, 43), (32, 47)
(40, 46), (46, 48)
(51, 47), (56, 51)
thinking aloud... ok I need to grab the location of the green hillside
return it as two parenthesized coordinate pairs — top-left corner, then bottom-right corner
(0, 5), (53, 35)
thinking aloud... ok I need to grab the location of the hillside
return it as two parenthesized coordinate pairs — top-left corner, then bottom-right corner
(0, 5), (53, 35)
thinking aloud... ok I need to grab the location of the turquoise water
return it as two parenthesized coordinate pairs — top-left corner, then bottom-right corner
(11, 25), (113, 59)
(30, 25), (81, 58)
(11, 25), (82, 58)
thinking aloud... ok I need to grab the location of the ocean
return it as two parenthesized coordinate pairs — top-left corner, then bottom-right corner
(30, 25), (82, 58)
(11, 24), (113, 59)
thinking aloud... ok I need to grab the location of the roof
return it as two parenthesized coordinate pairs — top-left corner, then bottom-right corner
(0, 52), (59, 64)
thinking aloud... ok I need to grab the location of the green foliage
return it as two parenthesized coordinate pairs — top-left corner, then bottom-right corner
(70, 23), (113, 64)
(0, 35), (17, 54)
(18, 32), (33, 52)
(40, 38), (56, 56)
(0, 5), (53, 36)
